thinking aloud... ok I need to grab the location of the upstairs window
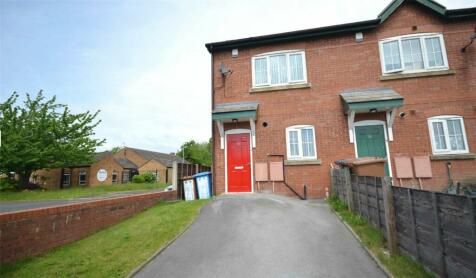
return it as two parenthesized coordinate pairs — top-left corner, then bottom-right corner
(428, 116), (468, 155)
(252, 50), (307, 87)
(286, 125), (317, 160)
(379, 33), (448, 74)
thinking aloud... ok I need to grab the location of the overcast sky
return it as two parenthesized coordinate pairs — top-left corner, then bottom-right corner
(1, 0), (474, 153)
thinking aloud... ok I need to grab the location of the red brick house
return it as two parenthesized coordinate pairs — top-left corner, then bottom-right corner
(206, 0), (476, 198)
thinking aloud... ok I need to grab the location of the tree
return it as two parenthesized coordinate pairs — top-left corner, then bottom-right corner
(0, 91), (105, 189)
(177, 139), (211, 166)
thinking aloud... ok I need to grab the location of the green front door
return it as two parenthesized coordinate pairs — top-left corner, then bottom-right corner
(355, 124), (389, 175)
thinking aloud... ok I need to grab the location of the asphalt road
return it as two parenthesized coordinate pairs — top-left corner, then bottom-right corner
(0, 189), (166, 213)
(135, 194), (386, 278)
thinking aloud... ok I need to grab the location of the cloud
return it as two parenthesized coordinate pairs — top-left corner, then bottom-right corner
(96, 56), (211, 152)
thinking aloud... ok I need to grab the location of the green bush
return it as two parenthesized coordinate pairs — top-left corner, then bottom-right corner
(131, 172), (156, 184)
(0, 177), (17, 191)
(132, 175), (145, 183)
(142, 172), (155, 183)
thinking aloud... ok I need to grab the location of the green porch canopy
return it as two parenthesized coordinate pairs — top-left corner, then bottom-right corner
(340, 88), (403, 114)
(212, 101), (259, 149)
(340, 88), (404, 143)
(340, 88), (403, 113)
(212, 101), (259, 121)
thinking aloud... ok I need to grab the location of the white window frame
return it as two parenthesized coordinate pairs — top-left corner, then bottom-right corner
(285, 125), (317, 160)
(428, 115), (469, 155)
(379, 33), (449, 75)
(251, 50), (307, 88)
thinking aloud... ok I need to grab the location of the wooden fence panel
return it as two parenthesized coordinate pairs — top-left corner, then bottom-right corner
(330, 169), (476, 278)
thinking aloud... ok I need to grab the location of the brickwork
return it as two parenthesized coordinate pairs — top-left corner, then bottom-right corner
(139, 160), (168, 183)
(0, 190), (177, 264)
(89, 153), (124, 186)
(211, 2), (476, 198)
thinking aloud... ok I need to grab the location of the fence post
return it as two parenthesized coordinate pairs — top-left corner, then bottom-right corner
(343, 168), (354, 211)
(432, 192), (447, 277)
(172, 161), (178, 190)
(330, 168), (336, 195)
(374, 177), (382, 230)
(195, 164), (199, 174)
(364, 176), (370, 221)
(407, 188), (420, 260)
(468, 197), (476, 273)
(382, 176), (398, 255)
(356, 176), (362, 215)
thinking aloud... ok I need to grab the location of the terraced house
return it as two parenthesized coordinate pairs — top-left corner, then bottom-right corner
(206, 0), (476, 198)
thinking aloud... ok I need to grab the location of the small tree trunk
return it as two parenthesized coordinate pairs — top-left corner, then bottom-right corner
(18, 169), (32, 189)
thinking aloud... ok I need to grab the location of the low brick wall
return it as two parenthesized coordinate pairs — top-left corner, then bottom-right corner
(0, 190), (177, 264)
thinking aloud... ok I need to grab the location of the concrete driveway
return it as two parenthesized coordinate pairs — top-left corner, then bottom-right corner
(135, 194), (386, 278)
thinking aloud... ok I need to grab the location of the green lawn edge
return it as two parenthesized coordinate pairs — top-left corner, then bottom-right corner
(327, 195), (433, 278)
(0, 199), (210, 278)
(0, 183), (168, 201)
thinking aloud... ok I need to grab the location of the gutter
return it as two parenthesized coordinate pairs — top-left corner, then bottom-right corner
(210, 53), (216, 197)
(205, 19), (380, 53)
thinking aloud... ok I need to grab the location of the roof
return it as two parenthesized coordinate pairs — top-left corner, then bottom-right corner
(340, 88), (403, 103)
(93, 151), (111, 162)
(114, 157), (138, 169)
(340, 88), (404, 113)
(127, 147), (190, 167)
(205, 0), (476, 53)
(212, 101), (259, 121)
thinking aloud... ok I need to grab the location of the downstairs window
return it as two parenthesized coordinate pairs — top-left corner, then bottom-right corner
(428, 116), (469, 155)
(286, 125), (317, 160)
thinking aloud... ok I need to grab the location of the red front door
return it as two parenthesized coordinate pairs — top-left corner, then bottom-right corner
(226, 133), (252, 192)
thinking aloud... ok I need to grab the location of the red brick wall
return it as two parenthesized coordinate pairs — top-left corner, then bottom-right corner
(211, 2), (476, 198)
(0, 190), (177, 264)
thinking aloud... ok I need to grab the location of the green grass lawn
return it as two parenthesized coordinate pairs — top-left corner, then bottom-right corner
(0, 199), (210, 278)
(328, 195), (433, 278)
(0, 183), (168, 201)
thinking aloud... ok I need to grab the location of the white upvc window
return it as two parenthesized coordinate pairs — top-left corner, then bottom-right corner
(252, 50), (307, 87)
(428, 116), (469, 155)
(286, 125), (317, 160)
(379, 33), (448, 75)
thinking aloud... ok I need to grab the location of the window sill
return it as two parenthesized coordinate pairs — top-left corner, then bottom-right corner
(284, 159), (322, 166)
(249, 83), (311, 93)
(380, 69), (455, 81)
(430, 153), (476, 161)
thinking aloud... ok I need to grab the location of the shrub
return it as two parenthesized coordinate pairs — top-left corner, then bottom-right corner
(142, 172), (156, 183)
(132, 175), (145, 183)
(0, 177), (17, 191)
(132, 172), (157, 184)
